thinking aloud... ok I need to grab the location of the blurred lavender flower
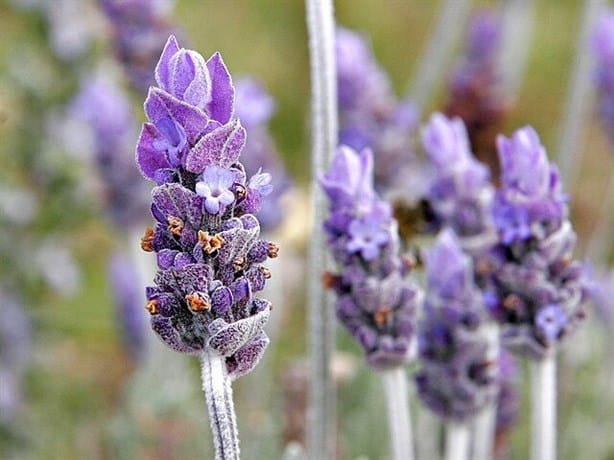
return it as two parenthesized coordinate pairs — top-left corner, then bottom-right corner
(234, 77), (291, 230)
(321, 146), (420, 369)
(101, 0), (177, 94)
(421, 113), (497, 253)
(480, 127), (589, 359)
(591, 268), (614, 329)
(415, 230), (498, 421)
(445, 9), (508, 179)
(336, 26), (418, 196)
(0, 290), (32, 425)
(592, 7), (614, 146)
(136, 35), (276, 379)
(71, 74), (149, 228)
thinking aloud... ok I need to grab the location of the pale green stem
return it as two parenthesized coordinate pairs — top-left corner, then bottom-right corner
(416, 405), (440, 460)
(496, 0), (536, 98)
(530, 355), (557, 460)
(201, 349), (241, 460)
(305, 0), (338, 458)
(379, 367), (414, 460)
(445, 421), (470, 460)
(556, 0), (605, 191)
(471, 323), (500, 460)
(407, 0), (473, 114)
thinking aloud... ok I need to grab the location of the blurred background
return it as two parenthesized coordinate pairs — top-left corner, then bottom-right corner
(1, 0), (613, 459)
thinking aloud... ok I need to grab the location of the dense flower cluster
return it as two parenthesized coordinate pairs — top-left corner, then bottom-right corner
(234, 78), (291, 230)
(592, 8), (614, 146)
(101, 0), (177, 94)
(415, 230), (498, 421)
(72, 75), (149, 227)
(480, 127), (589, 359)
(421, 113), (497, 253)
(336, 27), (418, 195)
(444, 9), (507, 178)
(321, 146), (420, 369)
(135, 35), (276, 379)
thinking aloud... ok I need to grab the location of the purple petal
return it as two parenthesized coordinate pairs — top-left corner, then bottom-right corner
(208, 308), (270, 356)
(151, 315), (201, 354)
(136, 123), (172, 182)
(226, 331), (269, 380)
(206, 52), (235, 124)
(155, 35), (181, 91)
(185, 119), (246, 173)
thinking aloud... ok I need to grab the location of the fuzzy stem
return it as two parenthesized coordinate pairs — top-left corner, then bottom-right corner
(530, 355), (556, 460)
(445, 421), (470, 460)
(416, 405), (440, 460)
(407, 0), (473, 114)
(379, 367), (414, 460)
(496, 0), (536, 98)
(305, 0), (338, 458)
(586, 170), (614, 263)
(556, 0), (605, 191)
(200, 349), (240, 460)
(471, 323), (500, 460)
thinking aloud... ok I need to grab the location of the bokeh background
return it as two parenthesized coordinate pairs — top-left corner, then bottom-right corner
(1, 0), (613, 459)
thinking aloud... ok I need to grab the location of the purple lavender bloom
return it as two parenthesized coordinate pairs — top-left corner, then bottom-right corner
(135, 36), (276, 379)
(71, 75), (149, 227)
(234, 78), (291, 230)
(108, 252), (148, 362)
(592, 8), (614, 145)
(321, 146), (420, 370)
(421, 113), (497, 252)
(101, 0), (177, 94)
(494, 350), (521, 460)
(481, 127), (589, 359)
(336, 26), (418, 194)
(415, 230), (498, 422)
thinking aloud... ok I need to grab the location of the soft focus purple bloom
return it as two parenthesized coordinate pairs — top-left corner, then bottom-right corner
(321, 146), (420, 369)
(416, 230), (498, 421)
(592, 8), (614, 145)
(336, 26), (418, 194)
(421, 113), (496, 251)
(591, 268), (614, 327)
(108, 252), (147, 361)
(479, 127), (590, 359)
(102, 0), (177, 94)
(195, 166), (236, 215)
(136, 36), (275, 378)
(235, 77), (276, 126)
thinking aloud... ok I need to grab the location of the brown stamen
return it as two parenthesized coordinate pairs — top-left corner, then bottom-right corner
(198, 230), (225, 254)
(268, 241), (279, 259)
(141, 227), (155, 252)
(145, 299), (159, 315)
(185, 292), (210, 312)
(503, 294), (522, 311)
(233, 256), (247, 272)
(234, 184), (247, 200)
(374, 307), (393, 328)
(260, 267), (272, 279)
(167, 215), (184, 236)
(321, 271), (339, 289)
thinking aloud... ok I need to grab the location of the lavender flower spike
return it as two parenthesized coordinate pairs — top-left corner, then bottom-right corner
(482, 126), (589, 359)
(136, 35), (278, 460)
(322, 146), (420, 369)
(416, 229), (498, 422)
(322, 145), (419, 460)
(421, 113), (497, 253)
(591, 7), (614, 146)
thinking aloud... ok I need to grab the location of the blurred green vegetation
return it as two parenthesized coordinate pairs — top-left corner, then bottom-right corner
(1, 1), (613, 459)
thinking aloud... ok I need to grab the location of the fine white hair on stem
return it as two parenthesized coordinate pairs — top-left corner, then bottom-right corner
(530, 355), (557, 460)
(305, 0), (338, 458)
(445, 421), (470, 460)
(380, 367), (415, 460)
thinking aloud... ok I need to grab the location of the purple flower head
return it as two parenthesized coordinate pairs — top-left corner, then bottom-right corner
(421, 113), (496, 250)
(466, 10), (500, 62)
(592, 268), (614, 327)
(336, 26), (418, 194)
(235, 77), (276, 127)
(321, 145), (374, 209)
(494, 126), (567, 245)
(416, 230), (498, 422)
(135, 38), (277, 379)
(592, 8), (614, 146)
(195, 166), (236, 215)
(321, 146), (420, 369)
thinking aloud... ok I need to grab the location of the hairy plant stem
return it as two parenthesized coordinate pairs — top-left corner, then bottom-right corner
(379, 367), (414, 460)
(530, 355), (556, 460)
(201, 349), (240, 460)
(471, 323), (500, 460)
(305, 0), (338, 458)
(445, 421), (470, 460)
(407, 0), (473, 114)
(556, 0), (605, 191)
